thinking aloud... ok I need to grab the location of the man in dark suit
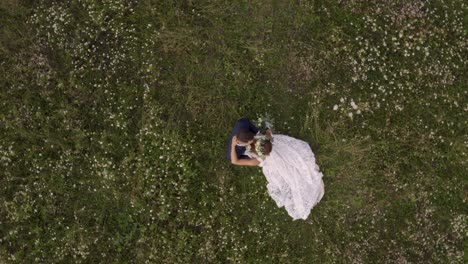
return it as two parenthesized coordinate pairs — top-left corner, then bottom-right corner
(226, 118), (259, 162)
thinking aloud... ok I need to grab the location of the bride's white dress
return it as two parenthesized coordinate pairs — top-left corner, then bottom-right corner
(246, 134), (325, 220)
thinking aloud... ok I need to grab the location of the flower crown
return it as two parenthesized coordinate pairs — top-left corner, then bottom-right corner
(254, 135), (270, 158)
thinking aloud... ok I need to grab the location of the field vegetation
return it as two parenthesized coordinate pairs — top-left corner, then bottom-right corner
(0, 0), (466, 263)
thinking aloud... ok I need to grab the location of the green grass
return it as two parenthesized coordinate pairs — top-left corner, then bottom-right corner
(0, 0), (466, 263)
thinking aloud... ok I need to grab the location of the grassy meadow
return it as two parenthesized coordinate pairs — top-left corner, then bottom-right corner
(0, 0), (466, 263)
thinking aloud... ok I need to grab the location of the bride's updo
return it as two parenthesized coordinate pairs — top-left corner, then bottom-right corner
(262, 140), (272, 155)
(255, 138), (272, 157)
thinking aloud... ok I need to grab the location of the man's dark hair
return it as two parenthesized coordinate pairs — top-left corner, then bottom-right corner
(236, 129), (255, 143)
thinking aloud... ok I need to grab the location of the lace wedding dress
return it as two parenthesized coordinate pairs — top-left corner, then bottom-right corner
(246, 134), (325, 220)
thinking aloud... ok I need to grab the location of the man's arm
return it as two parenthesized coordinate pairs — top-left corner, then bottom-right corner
(230, 136), (260, 166)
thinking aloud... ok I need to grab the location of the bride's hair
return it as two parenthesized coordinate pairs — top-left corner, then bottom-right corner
(262, 140), (272, 155)
(252, 138), (272, 156)
(236, 129), (255, 143)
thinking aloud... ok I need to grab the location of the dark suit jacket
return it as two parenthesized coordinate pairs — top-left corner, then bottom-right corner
(226, 118), (259, 161)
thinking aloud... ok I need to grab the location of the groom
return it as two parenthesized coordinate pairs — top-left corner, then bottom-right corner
(226, 118), (259, 162)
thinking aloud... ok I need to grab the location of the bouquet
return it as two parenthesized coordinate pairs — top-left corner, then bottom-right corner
(255, 114), (274, 135)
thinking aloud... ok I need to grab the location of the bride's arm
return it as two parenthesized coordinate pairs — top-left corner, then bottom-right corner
(266, 128), (273, 142)
(230, 136), (260, 166)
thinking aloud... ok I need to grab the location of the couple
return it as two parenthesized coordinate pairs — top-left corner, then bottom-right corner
(227, 118), (325, 220)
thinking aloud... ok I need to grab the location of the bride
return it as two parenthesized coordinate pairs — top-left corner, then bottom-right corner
(230, 132), (325, 220)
